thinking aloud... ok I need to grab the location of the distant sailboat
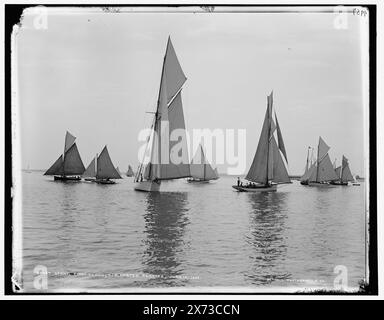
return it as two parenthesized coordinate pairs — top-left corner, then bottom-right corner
(330, 155), (354, 186)
(188, 144), (219, 183)
(233, 91), (291, 192)
(300, 146), (312, 185)
(83, 156), (96, 181)
(126, 165), (134, 177)
(134, 37), (190, 192)
(44, 131), (85, 181)
(302, 136), (339, 186)
(95, 146), (122, 184)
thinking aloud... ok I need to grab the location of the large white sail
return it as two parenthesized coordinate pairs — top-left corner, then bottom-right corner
(162, 37), (187, 103)
(83, 157), (96, 177)
(145, 38), (190, 181)
(245, 105), (270, 184)
(97, 146), (122, 179)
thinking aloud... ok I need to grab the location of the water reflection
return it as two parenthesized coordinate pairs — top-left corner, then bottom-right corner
(141, 192), (190, 286)
(244, 192), (290, 285)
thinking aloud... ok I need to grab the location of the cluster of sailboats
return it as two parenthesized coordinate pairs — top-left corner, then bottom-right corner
(44, 36), (359, 192)
(44, 131), (134, 184)
(300, 138), (356, 187)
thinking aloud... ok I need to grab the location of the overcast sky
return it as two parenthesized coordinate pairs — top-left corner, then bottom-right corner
(16, 7), (367, 175)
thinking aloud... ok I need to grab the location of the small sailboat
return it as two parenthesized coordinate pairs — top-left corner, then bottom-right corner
(44, 131), (85, 181)
(83, 156), (96, 182)
(188, 144), (219, 183)
(134, 37), (191, 192)
(95, 146), (122, 184)
(126, 165), (134, 177)
(330, 155), (355, 186)
(233, 91), (291, 192)
(300, 146), (312, 185)
(302, 137), (339, 187)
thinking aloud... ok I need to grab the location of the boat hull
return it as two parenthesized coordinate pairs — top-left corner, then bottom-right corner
(54, 175), (81, 181)
(330, 181), (348, 186)
(307, 182), (336, 188)
(83, 178), (96, 182)
(232, 184), (277, 192)
(134, 180), (161, 192)
(95, 179), (116, 184)
(187, 178), (210, 183)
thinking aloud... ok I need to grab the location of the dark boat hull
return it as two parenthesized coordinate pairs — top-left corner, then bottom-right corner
(330, 181), (348, 186)
(95, 179), (115, 184)
(232, 184), (277, 192)
(187, 178), (210, 183)
(54, 175), (81, 181)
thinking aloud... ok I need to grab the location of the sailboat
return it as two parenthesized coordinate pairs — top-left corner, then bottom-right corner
(126, 165), (134, 177)
(44, 131), (85, 181)
(300, 146), (312, 185)
(95, 146), (122, 184)
(330, 155), (354, 186)
(134, 37), (190, 192)
(83, 156), (96, 182)
(302, 137), (339, 186)
(232, 91), (291, 192)
(188, 144), (219, 183)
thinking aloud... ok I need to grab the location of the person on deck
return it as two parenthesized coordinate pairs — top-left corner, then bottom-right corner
(237, 177), (240, 186)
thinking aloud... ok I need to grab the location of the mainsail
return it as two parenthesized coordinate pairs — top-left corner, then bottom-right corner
(63, 143), (86, 175)
(83, 157), (96, 178)
(190, 144), (219, 180)
(44, 131), (85, 176)
(312, 136), (339, 182)
(140, 37), (190, 182)
(245, 92), (290, 185)
(341, 155), (354, 182)
(96, 146), (122, 179)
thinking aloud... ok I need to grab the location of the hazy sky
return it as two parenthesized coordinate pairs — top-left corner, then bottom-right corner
(16, 7), (367, 175)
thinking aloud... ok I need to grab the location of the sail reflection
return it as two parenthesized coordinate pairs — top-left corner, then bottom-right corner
(244, 192), (290, 285)
(141, 192), (190, 286)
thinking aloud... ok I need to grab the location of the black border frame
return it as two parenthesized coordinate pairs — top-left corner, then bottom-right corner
(4, 3), (378, 296)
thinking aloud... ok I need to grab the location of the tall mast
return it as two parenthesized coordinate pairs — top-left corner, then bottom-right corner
(306, 146), (310, 172)
(265, 96), (271, 186)
(202, 145), (206, 180)
(148, 39), (170, 180)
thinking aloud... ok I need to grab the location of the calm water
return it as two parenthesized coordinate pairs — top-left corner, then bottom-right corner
(18, 172), (366, 292)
